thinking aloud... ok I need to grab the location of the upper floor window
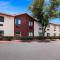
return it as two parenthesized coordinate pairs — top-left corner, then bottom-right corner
(54, 25), (56, 30)
(47, 29), (49, 30)
(0, 16), (4, 22)
(47, 25), (50, 28)
(29, 21), (33, 26)
(59, 26), (60, 31)
(15, 18), (21, 25)
(39, 28), (42, 30)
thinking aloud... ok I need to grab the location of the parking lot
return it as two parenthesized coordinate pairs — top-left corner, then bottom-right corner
(0, 40), (60, 60)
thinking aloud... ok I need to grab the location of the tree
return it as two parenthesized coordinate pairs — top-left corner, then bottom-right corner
(29, 0), (60, 38)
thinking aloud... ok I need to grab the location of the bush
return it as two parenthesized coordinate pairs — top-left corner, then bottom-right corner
(0, 36), (3, 40)
(20, 37), (33, 41)
(49, 36), (60, 39)
(13, 36), (33, 41)
(33, 36), (60, 41)
(3, 36), (13, 41)
(13, 36), (21, 40)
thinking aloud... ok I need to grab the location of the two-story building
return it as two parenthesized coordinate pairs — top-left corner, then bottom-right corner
(0, 13), (34, 37)
(0, 12), (60, 37)
(34, 20), (60, 37)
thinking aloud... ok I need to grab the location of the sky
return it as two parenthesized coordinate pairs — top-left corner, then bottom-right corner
(0, 0), (32, 14)
(0, 0), (60, 24)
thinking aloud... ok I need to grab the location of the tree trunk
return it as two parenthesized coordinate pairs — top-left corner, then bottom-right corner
(42, 27), (46, 40)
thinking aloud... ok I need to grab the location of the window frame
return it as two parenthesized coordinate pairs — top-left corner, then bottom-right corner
(29, 21), (33, 26)
(39, 32), (43, 36)
(29, 32), (33, 36)
(54, 33), (56, 37)
(47, 25), (50, 28)
(0, 24), (3, 26)
(15, 31), (21, 36)
(47, 33), (50, 37)
(0, 16), (4, 22)
(15, 18), (21, 25)
(0, 30), (4, 36)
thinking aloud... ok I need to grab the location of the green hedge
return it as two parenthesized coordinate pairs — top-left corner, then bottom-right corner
(0, 36), (60, 41)
(33, 36), (60, 40)
(3, 36), (13, 41)
(49, 36), (60, 39)
(13, 36), (33, 40)
(0, 36), (13, 41)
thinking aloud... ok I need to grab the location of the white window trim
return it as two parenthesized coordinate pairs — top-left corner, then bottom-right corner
(16, 31), (21, 36)
(29, 32), (33, 36)
(15, 19), (21, 25)
(29, 21), (33, 26)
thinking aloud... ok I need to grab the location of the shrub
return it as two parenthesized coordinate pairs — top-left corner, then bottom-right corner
(13, 36), (33, 41)
(20, 37), (33, 41)
(3, 36), (13, 41)
(0, 36), (3, 40)
(13, 36), (21, 40)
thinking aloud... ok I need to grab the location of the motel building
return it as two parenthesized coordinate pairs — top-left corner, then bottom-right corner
(0, 12), (60, 37)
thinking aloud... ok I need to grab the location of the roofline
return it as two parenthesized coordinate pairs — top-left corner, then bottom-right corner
(49, 23), (60, 26)
(14, 13), (37, 21)
(0, 12), (14, 17)
(0, 12), (60, 26)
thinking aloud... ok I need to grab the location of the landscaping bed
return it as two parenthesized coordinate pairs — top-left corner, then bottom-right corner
(0, 36), (60, 43)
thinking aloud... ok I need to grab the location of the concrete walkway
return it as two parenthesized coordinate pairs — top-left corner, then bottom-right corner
(0, 40), (60, 60)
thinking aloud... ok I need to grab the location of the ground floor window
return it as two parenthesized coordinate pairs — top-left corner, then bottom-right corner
(15, 31), (21, 36)
(29, 32), (33, 36)
(59, 33), (60, 36)
(54, 33), (56, 37)
(47, 33), (50, 37)
(39, 32), (43, 36)
(0, 30), (4, 36)
(0, 24), (3, 26)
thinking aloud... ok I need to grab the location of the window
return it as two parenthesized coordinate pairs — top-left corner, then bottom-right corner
(15, 31), (21, 36)
(54, 30), (56, 31)
(59, 26), (60, 31)
(47, 33), (50, 37)
(54, 33), (56, 37)
(47, 25), (50, 28)
(29, 21), (33, 26)
(59, 33), (60, 36)
(47, 29), (49, 30)
(29, 32), (33, 36)
(0, 24), (3, 26)
(39, 32), (43, 36)
(54, 25), (56, 30)
(15, 18), (21, 25)
(39, 28), (42, 30)
(0, 30), (4, 36)
(0, 16), (4, 22)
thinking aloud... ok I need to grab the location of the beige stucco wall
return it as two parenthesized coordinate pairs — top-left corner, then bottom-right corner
(0, 15), (14, 36)
(34, 21), (42, 36)
(34, 21), (60, 37)
(45, 24), (60, 36)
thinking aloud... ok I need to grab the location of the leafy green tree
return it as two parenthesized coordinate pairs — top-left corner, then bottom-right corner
(29, 0), (60, 38)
